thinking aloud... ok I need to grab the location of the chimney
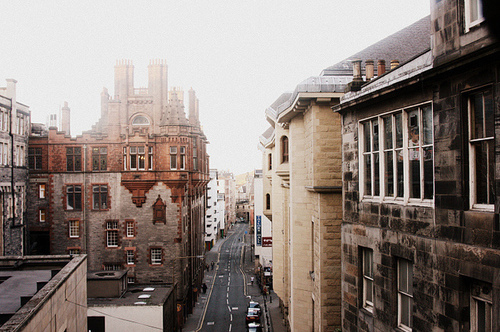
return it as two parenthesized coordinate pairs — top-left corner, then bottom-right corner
(352, 60), (362, 81)
(390, 60), (400, 70)
(377, 60), (386, 76)
(365, 60), (374, 80)
(61, 101), (71, 136)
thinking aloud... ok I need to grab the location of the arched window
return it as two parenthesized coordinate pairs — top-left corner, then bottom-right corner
(281, 136), (289, 163)
(132, 115), (150, 125)
(266, 194), (271, 210)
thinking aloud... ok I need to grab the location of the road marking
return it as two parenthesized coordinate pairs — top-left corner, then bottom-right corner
(231, 307), (238, 310)
(229, 323), (232, 332)
(230, 314), (233, 321)
(207, 322), (214, 326)
(227, 287), (229, 292)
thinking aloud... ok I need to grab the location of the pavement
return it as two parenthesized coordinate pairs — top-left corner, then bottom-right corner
(182, 224), (288, 332)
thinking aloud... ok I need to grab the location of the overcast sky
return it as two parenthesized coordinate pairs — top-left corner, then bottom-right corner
(1, 1), (430, 175)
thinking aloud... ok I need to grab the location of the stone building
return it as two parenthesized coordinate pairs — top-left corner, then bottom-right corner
(0, 79), (30, 256)
(219, 171), (236, 236)
(260, 16), (431, 331)
(27, 60), (209, 323)
(335, 1), (500, 331)
(205, 169), (221, 250)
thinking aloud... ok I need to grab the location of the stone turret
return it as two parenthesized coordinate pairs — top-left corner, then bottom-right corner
(61, 101), (71, 135)
(189, 88), (200, 127)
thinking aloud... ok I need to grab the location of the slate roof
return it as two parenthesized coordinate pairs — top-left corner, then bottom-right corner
(321, 15), (431, 76)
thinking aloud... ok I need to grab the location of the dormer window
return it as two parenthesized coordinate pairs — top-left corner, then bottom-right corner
(132, 115), (150, 125)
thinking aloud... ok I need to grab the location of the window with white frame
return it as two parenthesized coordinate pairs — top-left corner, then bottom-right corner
(148, 146), (153, 170)
(123, 147), (127, 170)
(68, 248), (80, 255)
(126, 250), (135, 265)
(106, 220), (119, 247)
(129, 146), (145, 170)
(39, 209), (46, 222)
(151, 248), (162, 265)
(103, 264), (121, 271)
(69, 220), (79, 238)
(470, 280), (492, 332)
(464, 0), (484, 32)
(180, 146), (186, 170)
(126, 220), (135, 237)
(39, 184), (46, 199)
(360, 103), (433, 203)
(127, 277), (135, 284)
(468, 88), (495, 210)
(170, 146), (178, 170)
(362, 248), (374, 311)
(397, 259), (413, 331)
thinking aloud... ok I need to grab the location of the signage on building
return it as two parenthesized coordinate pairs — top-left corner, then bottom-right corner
(256, 216), (262, 246)
(262, 237), (272, 247)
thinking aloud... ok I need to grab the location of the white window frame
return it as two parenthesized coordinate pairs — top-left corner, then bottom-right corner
(126, 221), (135, 237)
(39, 184), (46, 199)
(397, 259), (413, 331)
(39, 209), (46, 223)
(106, 221), (119, 247)
(468, 88), (495, 211)
(126, 250), (135, 265)
(148, 146), (153, 170)
(69, 220), (79, 238)
(362, 248), (374, 312)
(68, 249), (80, 255)
(180, 146), (186, 170)
(359, 103), (434, 206)
(464, 0), (484, 33)
(151, 248), (162, 265)
(471, 295), (492, 332)
(170, 146), (178, 170)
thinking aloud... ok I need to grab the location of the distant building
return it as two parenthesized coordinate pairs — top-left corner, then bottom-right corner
(205, 169), (221, 250)
(0, 79), (30, 256)
(27, 59), (209, 326)
(218, 171), (236, 236)
(87, 270), (177, 332)
(0, 255), (87, 332)
(336, 2), (500, 331)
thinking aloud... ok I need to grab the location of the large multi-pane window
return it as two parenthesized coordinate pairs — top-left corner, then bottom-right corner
(66, 185), (82, 210)
(360, 103), (433, 203)
(151, 248), (162, 265)
(126, 220), (135, 237)
(92, 185), (108, 210)
(170, 146), (178, 170)
(66, 147), (82, 172)
(106, 221), (119, 247)
(468, 88), (495, 210)
(28, 147), (42, 170)
(398, 259), (413, 331)
(362, 248), (374, 311)
(69, 220), (79, 238)
(126, 250), (135, 265)
(92, 147), (107, 171)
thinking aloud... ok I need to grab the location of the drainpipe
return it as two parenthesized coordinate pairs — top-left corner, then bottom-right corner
(83, 144), (87, 252)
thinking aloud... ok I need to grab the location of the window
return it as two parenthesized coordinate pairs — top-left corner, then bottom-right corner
(180, 146), (186, 170)
(362, 248), (374, 311)
(69, 220), (79, 238)
(66, 185), (82, 210)
(193, 148), (198, 171)
(132, 115), (150, 125)
(281, 136), (289, 163)
(397, 259), (413, 330)
(103, 264), (121, 271)
(360, 104), (433, 203)
(465, 0), (484, 32)
(468, 88), (495, 210)
(92, 185), (108, 210)
(2, 143), (8, 166)
(170, 146), (178, 170)
(265, 194), (271, 210)
(126, 220), (135, 237)
(129, 146), (145, 170)
(39, 209), (46, 222)
(126, 250), (135, 265)
(66, 147), (82, 172)
(123, 147), (127, 170)
(106, 221), (119, 247)
(268, 153), (272, 170)
(68, 248), (80, 255)
(92, 147), (107, 171)
(29, 147), (42, 170)
(127, 277), (135, 284)
(470, 280), (492, 332)
(151, 248), (162, 265)
(39, 184), (46, 199)
(148, 146), (153, 170)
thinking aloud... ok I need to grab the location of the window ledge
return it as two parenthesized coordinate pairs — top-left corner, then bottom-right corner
(361, 197), (434, 208)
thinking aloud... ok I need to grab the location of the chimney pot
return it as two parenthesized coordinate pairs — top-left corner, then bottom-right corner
(365, 60), (374, 81)
(352, 59), (362, 81)
(377, 60), (386, 76)
(390, 60), (400, 70)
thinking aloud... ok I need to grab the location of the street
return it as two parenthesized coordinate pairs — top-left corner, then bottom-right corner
(184, 222), (268, 331)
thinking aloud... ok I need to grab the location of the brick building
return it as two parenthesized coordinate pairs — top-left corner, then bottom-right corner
(27, 60), (209, 321)
(336, 1), (500, 331)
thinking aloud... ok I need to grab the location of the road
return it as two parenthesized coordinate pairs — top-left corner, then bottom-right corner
(197, 223), (257, 331)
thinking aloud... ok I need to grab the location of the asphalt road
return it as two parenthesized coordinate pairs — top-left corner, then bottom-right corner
(198, 223), (252, 331)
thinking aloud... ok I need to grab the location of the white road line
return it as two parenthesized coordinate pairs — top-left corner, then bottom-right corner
(229, 324), (232, 332)
(230, 314), (233, 321)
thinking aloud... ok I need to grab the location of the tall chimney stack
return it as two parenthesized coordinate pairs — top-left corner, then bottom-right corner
(61, 101), (71, 135)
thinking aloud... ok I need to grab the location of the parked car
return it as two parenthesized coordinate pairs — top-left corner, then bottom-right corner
(246, 308), (261, 324)
(247, 322), (263, 331)
(247, 301), (261, 314)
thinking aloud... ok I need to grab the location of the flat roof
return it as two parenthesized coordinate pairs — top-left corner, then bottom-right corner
(88, 285), (173, 307)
